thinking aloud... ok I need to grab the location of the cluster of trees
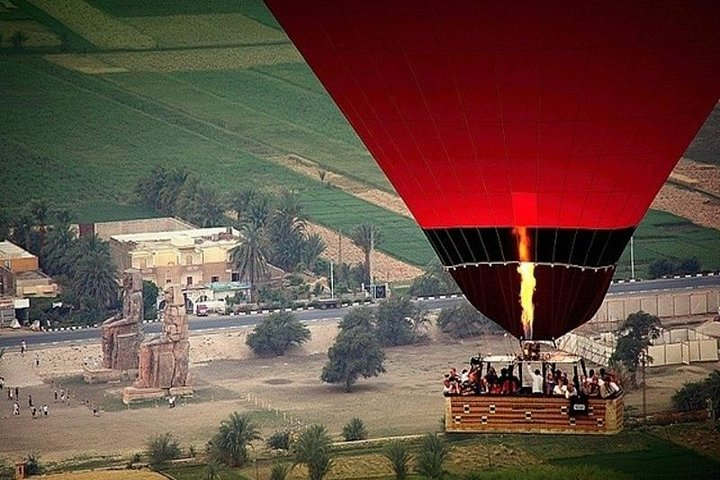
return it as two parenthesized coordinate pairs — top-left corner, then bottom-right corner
(1, 204), (121, 325)
(648, 257), (702, 279)
(135, 167), (225, 228)
(408, 260), (460, 297)
(437, 300), (503, 338)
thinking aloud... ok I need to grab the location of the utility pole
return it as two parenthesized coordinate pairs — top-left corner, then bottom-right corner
(329, 260), (334, 299)
(338, 228), (342, 265)
(370, 227), (374, 300)
(642, 348), (647, 419)
(630, 236), (636, 280)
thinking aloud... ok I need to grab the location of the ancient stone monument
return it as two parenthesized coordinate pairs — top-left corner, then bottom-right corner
(84, 270), (143, 383)
(123, 283), (192, 404)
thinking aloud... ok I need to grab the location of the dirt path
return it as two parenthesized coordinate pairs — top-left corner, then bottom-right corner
(276, 155), (413, 218)
(306, 222), (422, 282)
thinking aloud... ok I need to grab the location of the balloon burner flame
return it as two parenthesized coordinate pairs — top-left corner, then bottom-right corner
(514, 227), (536, 339)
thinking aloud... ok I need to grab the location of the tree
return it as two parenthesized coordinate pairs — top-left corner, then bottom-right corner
(292, 424), (333, 480)
(415, 433), (448, 480)
(266, 430), (291, 450)
(210, 412), (261, 467)
(375, 295), (427, 347)
(648, 259), (676, 279)
(678, 257), (701, 275)
(42, 219), (76, 277)
(437, 301), (502, 338)
(145, 432), (181, 468)
(29, 199), (49, 256)
(270, 463), (291, 480)
(322, 310), (386, 392)
(610, 311), (661, 388)
(231, 188), (263, 223)
(10, 30), (28, 49)
(157, 168), (189, 215)
(350, 224), (381, 284)
(143, 280), (159, 320)
(341, 417), (367, 441)
(230, 220), (269, 303)
(246, 311), (311, 357)
(408, 260), (459, 296)
(203, 461), (223, 480)
(672, 370), (720, 412)
(176, 178), (226, 227)
(0, 209), (10, 241)
(384, 441), (411, 480)
(72, 249), (119, 311)
(338, 307), (375, 332)
(267, 190), (307, 272)
(302, 233), (326, 270)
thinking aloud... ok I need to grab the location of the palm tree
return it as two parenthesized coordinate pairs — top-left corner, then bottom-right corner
(384, 441), (411, 480)
(134, 165), (168, 211)
(292, 424), (333, 480)
(230, 221), (269, 303)
(10, 30), (28, 50)
(42, 220), (77, 277)
(157, 168), (189, 215)
(177, 180), (225, 227)
(350, 224), (381, 284)
(72, 249), (118, 310)
(302, 233), (326, 269)
(211, 412), (260, 467)
(231, 188), (261, 223)
(29, 199), (49, 257)
(0, 209), (11, 241)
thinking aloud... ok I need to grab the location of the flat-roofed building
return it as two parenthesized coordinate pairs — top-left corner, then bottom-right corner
(109, 227), (283, 304)
(0, 241), (59, 298)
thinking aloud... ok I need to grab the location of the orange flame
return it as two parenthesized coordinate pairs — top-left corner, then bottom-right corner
(514, 227), (536, 339)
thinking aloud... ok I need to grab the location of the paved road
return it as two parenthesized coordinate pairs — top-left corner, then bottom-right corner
(1, 274), (717, 349)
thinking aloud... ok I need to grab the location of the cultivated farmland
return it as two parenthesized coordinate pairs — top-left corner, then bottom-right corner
(26, 0), (156, 50)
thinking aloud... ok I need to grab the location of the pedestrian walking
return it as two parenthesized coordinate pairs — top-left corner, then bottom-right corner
(35, 353), (40, 367)
(92, 404), (99, 416)
(53, 389), (58, 403)
(20, 340), (26, 356)
(31, 406), (37, 419)
(0, 376), (4, 390)
(60, 390), (65, 404)
(7, 388), (11, 400)
(42, 404), (48, 417)
(14, 387), (19, 400)
(12, 402), (19, 416)
(28, 394), (33, 408)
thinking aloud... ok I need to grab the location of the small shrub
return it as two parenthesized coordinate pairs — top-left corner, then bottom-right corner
(270, 463), (291, 480)
(145, 432), (181, 468)
(24, 453), (45, 476)
(342, 417), (367, 441)
(266, 430), (291, 450)
(188, 444), (197, 457)
(415, 433), (448, 480)
(384, 440), (411, 480)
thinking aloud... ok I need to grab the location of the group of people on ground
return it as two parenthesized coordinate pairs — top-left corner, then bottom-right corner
(442, 359), (622, 399)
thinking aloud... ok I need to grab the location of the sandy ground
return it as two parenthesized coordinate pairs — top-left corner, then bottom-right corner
(653, 158), (720, 230)
(0, 322), (717, 464)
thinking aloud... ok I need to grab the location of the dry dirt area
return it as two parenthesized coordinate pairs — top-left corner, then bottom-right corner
(653, 158), (720, 230)
(1, 322), (715, 465)
(305, 222), (422, 282)
(40, 470), (164, 480)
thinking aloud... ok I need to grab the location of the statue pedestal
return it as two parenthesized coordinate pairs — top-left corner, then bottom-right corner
(122, 386), (166, 405)
(83, 366), (137, 384)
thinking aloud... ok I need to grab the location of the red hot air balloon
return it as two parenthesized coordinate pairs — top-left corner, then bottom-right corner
(265, 1), (720, 340)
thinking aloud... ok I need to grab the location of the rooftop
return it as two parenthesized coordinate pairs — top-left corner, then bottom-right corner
(111, 227), (240, 246)
(0, 241), (35, 260)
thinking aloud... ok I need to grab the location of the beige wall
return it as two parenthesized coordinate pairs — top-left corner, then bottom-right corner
(6, 256), (38, 273)
(589, 288), (720, 327)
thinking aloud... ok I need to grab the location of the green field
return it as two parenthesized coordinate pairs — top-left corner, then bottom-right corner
(0, 56), (433, 266)
(1, 0), (718, 275)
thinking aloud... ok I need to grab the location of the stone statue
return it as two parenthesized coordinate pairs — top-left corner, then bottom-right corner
(100, 270), (143, 371)
(132, 283), (190, 391)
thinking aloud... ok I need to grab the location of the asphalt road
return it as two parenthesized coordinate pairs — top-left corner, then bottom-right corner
(1, 274), (717, 349)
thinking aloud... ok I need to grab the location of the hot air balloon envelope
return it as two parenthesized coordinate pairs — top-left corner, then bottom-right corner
(265, 0), (720, 339)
